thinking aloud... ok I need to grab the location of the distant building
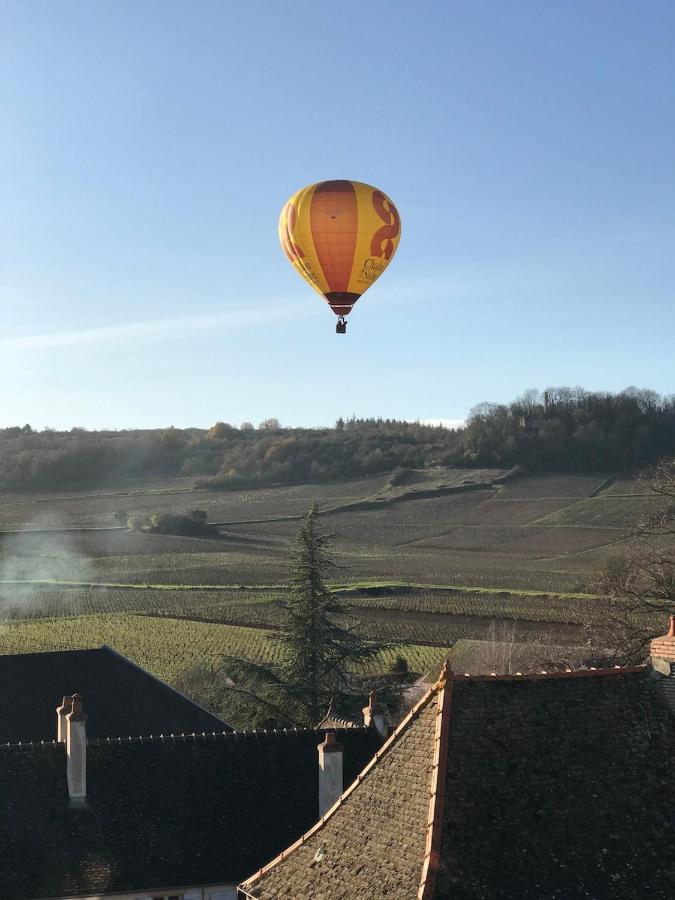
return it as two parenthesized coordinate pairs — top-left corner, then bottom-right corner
(0, 647), (382, 900)
(240, 621), (675, 899)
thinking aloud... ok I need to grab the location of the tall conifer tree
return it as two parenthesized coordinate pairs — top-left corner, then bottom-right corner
(277, 504), (382, 724)
(212, 505), (386, 727)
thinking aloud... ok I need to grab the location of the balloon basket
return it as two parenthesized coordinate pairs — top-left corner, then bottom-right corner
(336, 317), (347, 334)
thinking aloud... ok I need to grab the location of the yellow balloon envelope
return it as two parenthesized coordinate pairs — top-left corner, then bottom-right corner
(279, 180), (401, 332)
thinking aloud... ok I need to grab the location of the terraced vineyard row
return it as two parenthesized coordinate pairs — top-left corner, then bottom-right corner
(3, 581), (663, 651)
(0, 584), (597, 645)
(0, 613), (448, 684)
(348, 590), (604, 624)
(2, 470), (661, 596)
(0, 586), (498, 648)
(0, 585), (279, 621)
(0, 583), (603, 621)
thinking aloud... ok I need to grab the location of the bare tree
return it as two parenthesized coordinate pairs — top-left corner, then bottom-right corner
(597, 457), (675, 614)
(591, 457), (675, 662)
(258, 418), (281, 431)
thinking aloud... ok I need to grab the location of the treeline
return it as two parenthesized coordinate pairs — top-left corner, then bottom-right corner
(0, 386), (673, 492)
(462, 386), (675, 471)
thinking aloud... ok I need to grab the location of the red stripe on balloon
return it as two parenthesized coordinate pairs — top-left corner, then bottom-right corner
(324, 291), (361, 317)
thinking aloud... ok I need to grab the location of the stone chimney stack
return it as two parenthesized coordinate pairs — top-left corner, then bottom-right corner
(651, 616), (675, 673)
(65, 693), (87, 808)
(318, 731), (343, 818)
(362, 690), (386, 738)
(56, 695), (73, 742)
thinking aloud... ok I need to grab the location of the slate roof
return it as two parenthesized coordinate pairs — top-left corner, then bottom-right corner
(0, 726), (382, 899)
(436, 668), (675, 899)
(654, 663), (675, 716)
(240, 674), (448, 899)
(0, 646), (228, 741)
(240, 666), (675, 900)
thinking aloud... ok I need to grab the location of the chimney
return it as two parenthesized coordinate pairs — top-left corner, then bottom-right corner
(318, 731), (343, 817)
(650, 616), (675, 674)
(65, 693), (87, 808)
(56, 695), (73, 742)
(362, 690), (386, 738)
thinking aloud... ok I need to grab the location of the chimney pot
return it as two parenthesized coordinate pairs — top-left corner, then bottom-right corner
(321, 731), (340, 751)
(362, 690), (386, 739)
(65, 693), (87, 808)
(56, 696), (73, 743)
(318, 731), (343, 817)
(69, 693), (86, 718)
(650, 616), (675, 665)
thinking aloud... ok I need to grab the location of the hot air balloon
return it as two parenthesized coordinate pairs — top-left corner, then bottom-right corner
(279, 180), (401, 333)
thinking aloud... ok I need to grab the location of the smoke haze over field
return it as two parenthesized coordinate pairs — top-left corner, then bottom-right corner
(0, 528), (96, 616)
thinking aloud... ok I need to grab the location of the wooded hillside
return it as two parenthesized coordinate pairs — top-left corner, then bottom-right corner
(1, 386), (673, 492)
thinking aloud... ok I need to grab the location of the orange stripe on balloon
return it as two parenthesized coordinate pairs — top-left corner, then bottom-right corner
(310, 181), (358, 293)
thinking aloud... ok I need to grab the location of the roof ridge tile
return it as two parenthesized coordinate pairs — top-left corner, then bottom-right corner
(0, 739), (62, 752)
(418, 674), (453, 900)
(450, 664), (646, 683)
(87, 724), (369, 747)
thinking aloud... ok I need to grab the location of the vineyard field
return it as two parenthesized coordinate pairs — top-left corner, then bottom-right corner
(0, 613), (448, 685)
(0, 467), (670, 710)
(0, 470), (658, 594)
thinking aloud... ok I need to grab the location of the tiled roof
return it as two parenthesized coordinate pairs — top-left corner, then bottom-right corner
(0, 726), (382, 899)
(240, 672), (449, 900)
(240, 665), (675, 900)
(436, 667), (675, 898)
(653, 663), (675, 720)
(0, 646), (228, 741)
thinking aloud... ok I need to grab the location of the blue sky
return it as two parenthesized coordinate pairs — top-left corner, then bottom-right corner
(1, 1), (674, 430)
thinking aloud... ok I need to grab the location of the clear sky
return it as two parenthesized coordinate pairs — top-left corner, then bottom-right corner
(2, 1), (674, 430)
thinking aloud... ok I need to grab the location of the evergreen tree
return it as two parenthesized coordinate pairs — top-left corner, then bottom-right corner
(277, 504), (383, 723)
(212, 505), (387, 727)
